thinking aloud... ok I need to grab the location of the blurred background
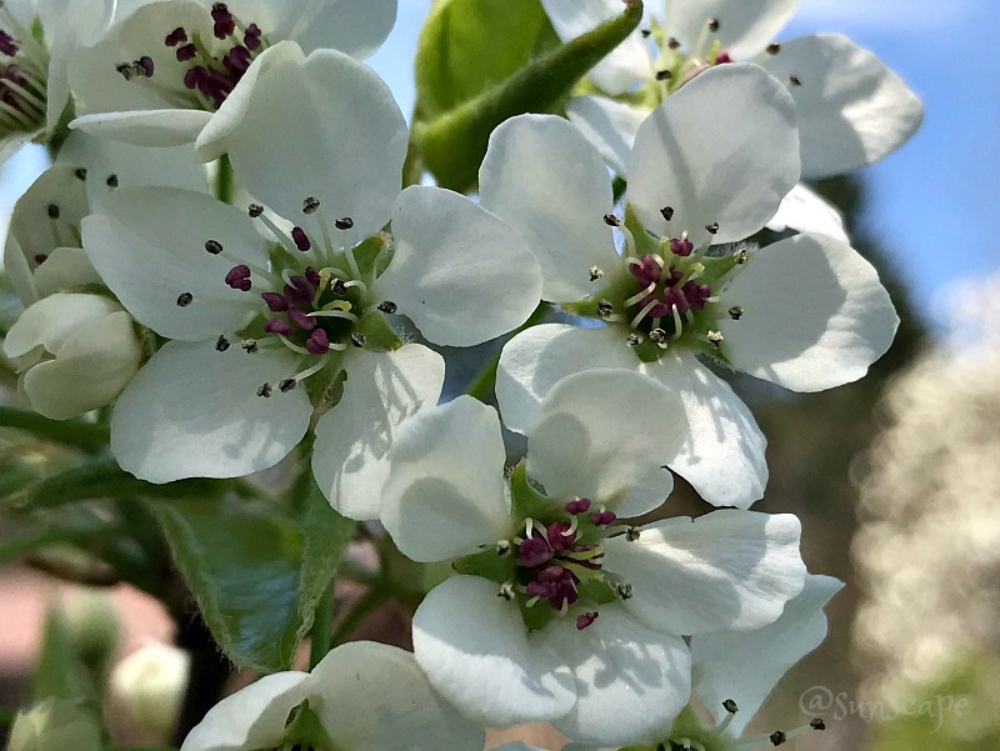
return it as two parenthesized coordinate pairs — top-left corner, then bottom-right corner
(1, 0), (998, 748)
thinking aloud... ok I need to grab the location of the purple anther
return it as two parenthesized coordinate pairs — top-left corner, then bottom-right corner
(176, 43), (198, 62)
(291, 226), (311, 252)
(164, 27), (188, 46)
(264, 318), (292, 336)
(305, 267), (322, 286)
(212, 3), (236, 38)
(670, 238), (694, 256)
(288, 309), (317, 331)
(547, 522), (578, 552)
(565, 498), (592, 515)
(137, 56), (155, 77)
(519, 534), (552, 568)
(0, 30), (19, 57)
(223, 44), (252, 75)
(629, 254), (662, 287)
(662, 286), (691, 315)
(526, 566), (579, 610)
(683, 281), (712, 311)
(306, 328), (330, 355)
(261, 292), (289, 312)
(590, 511), (617, 526)
(243, 23), (262, 50)
(715, 50), (733, 64)
(576, 612), (599, 630)
(33, 254), (47, 265)
(284, 276), (315, 306)
(224, 264), (252, 291)
(183, 65), (207, 89)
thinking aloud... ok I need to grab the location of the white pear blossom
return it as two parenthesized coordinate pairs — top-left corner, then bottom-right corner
(69, 0), (397, 148)
(80, 46), (541, 486)
(485, 65), (898, 508)
(110, 642), (191, 744)
(180, 641), (486, 751)
(541, 0), (923, 180)
(377, 370), (806, 746)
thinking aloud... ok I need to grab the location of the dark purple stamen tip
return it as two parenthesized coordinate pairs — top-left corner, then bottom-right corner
(33, 253), (47, 265)
(547, 522), (578, 552)
(137, 56), (155, 77)
(518, 534), (552, 568)
(243, 23), (262, 50)
(565, 498), (592, 515)
(670, 238), (694, 256)
(0, 30), (19, 57)
(223, 44), (252, 75)
(715, 50), (733, 64)
(176, 43), (198, 62)
(306, 329), (330, 355)
(526, 565), (579, 610)
(291, 226), (311, 252)
(288, 309), (317, 331)
(164, 26), (188, 46)
(211, 3), (236, 39)
(305, 267), (322, 286)
(590, 511), (617, 526)
(284, 276), (315, 306)
(576, 612), (599, 630)
(264, 318), (291, 336)
(261, 292), (289, 312)
(225, 264), (252, 291)
(629, 254), (662, 287)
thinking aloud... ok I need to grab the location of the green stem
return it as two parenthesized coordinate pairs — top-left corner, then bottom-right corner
(465, 303), (550, 401)
(215, 153), (235, 204)
(0, 407), (110, 454)
(309, 584), (333, 669)
(330, 586), (388, 647)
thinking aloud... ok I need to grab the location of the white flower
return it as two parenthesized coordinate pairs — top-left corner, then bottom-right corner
(8, 698), (102, 751)
(110, 642), (191, 744)
(377, 370), (806, 746)
(68, 0), (397, 148)
(484, 65), (898, 508)
(180, 641), (485, 751)
(80, 46), (541, 487)
(541, 0), (923, 180)
(3, 292), (143, 420)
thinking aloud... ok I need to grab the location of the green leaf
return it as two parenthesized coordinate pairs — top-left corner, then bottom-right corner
(413, 0), (644, 191)
(415, 0), (559, 121)
(0, 406), (110, 454)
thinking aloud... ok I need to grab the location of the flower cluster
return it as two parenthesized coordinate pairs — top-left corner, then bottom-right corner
(0, 0), (921, 748)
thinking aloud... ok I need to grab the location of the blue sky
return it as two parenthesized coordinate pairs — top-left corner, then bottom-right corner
(3, 0), (995, 334)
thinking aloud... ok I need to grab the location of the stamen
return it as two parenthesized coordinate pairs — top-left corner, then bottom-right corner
(671, 304), (684, 339)
(630, 298), (660, 329)
(176, 292), (194, 307)
(625, 283), (657, 310)
(589, 266), (604, 281)
(728, 305), (743, 320)
(377, 300), (398, 314)
(225, 264), (252, 291)
(660, 206), (675, 221)
(625, 526), (641, 541)
(576, 612), (599, 630)
(215, 335), (231, 352)
(205, 239), (224, 255)
(256, 382), (273, 398)
(603, 213), (621, 227)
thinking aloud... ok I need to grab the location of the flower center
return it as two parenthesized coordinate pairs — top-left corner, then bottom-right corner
(0, 9), (49, 135)
(119, 3), (268, 110)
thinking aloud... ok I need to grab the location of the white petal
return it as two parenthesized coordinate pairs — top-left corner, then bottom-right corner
(70, 110), (215, 148)
(528, 370), (686, 518)
(110, 340), (312, 483)
(4, 293), (122, 360)
(81, 187), (268, 340)
(256, 0), (399, 59)
(566, 95), (647, 176)
(766, 183), (848, 243)
(413, 576), (576, 727)
(180, 672), (310, 751)
(605, 510), (806, 635)
(378, 186), (542, 345)
(311, 641), (485, 751)
(312, 344), (445, 521)
(540, 606), (691, 747)
(717, 233), (899, 392)
(664, 0), (798, 59)
(540, 0), (652, 94)
(198, 43), (406, 240)
(33, 248), (103, 300)
(497, 324), (638, 435)
(691, 574), (844, 734)
(627, 64), (799, 247)
(3, 235), (36, 307)
(643, 350), (768, 509)
(479, 115), (616, 303)
(761, 34), (924, 179)
(381, 397), (512, 562)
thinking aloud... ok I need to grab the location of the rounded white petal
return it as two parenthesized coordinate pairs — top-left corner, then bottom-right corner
(180, 672), (310, 751)
(497, 324), (638, 435)
(111, 643), (190, 740)
(242, 0), (398, 59)
(540, 0), (651, 94)
(378, 186), (542, 345)
(565, 95), (647, 176)
(766, 182), (849, 243)
(479, 115), (615, 303)
(642, 350), (768, 509)
(381, 397), (512, 562)
(691, 574), (844, 734)
(33, 248), (103, 300)
(627, 64), (799, 247)
(540, 606), (691, 747)
(762, 34), (924, 179)
(82, 187), (268, 340)
(3, 235), (36, 307)
(311, 641), (485, 751)
(664, 0), (798, 59)
(110, 339), (312, 483)
(717, 233), (899, 392)
(605, 510), (806, 635)
(312, 344), (445, 521)
(413, 576), (576, 727)
(70, 110), (215, 148)
(199, 43), (406, 240)
(528, 370), (686, 518)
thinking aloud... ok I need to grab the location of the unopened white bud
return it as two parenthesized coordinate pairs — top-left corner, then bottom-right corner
(3, 292), (143, 419)
(110, 642), (190, 744)
(8, 698), (102, 751)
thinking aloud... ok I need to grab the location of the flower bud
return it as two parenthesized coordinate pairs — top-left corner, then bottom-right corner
(110, 642), (190, 744)
(64, 590), (120, 674)
(3, 293), (143, 419)
(7, 698), (102, 751)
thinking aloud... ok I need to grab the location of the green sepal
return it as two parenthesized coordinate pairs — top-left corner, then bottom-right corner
(414, 0), (645, 191)
(348, 232), (392, 281)
(357, 310), (403, 351)
(452, 546), (515, 585)
(509, 462), (554, 521)
(278, 701), (340, 751)
(624, 204), (664, 258)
